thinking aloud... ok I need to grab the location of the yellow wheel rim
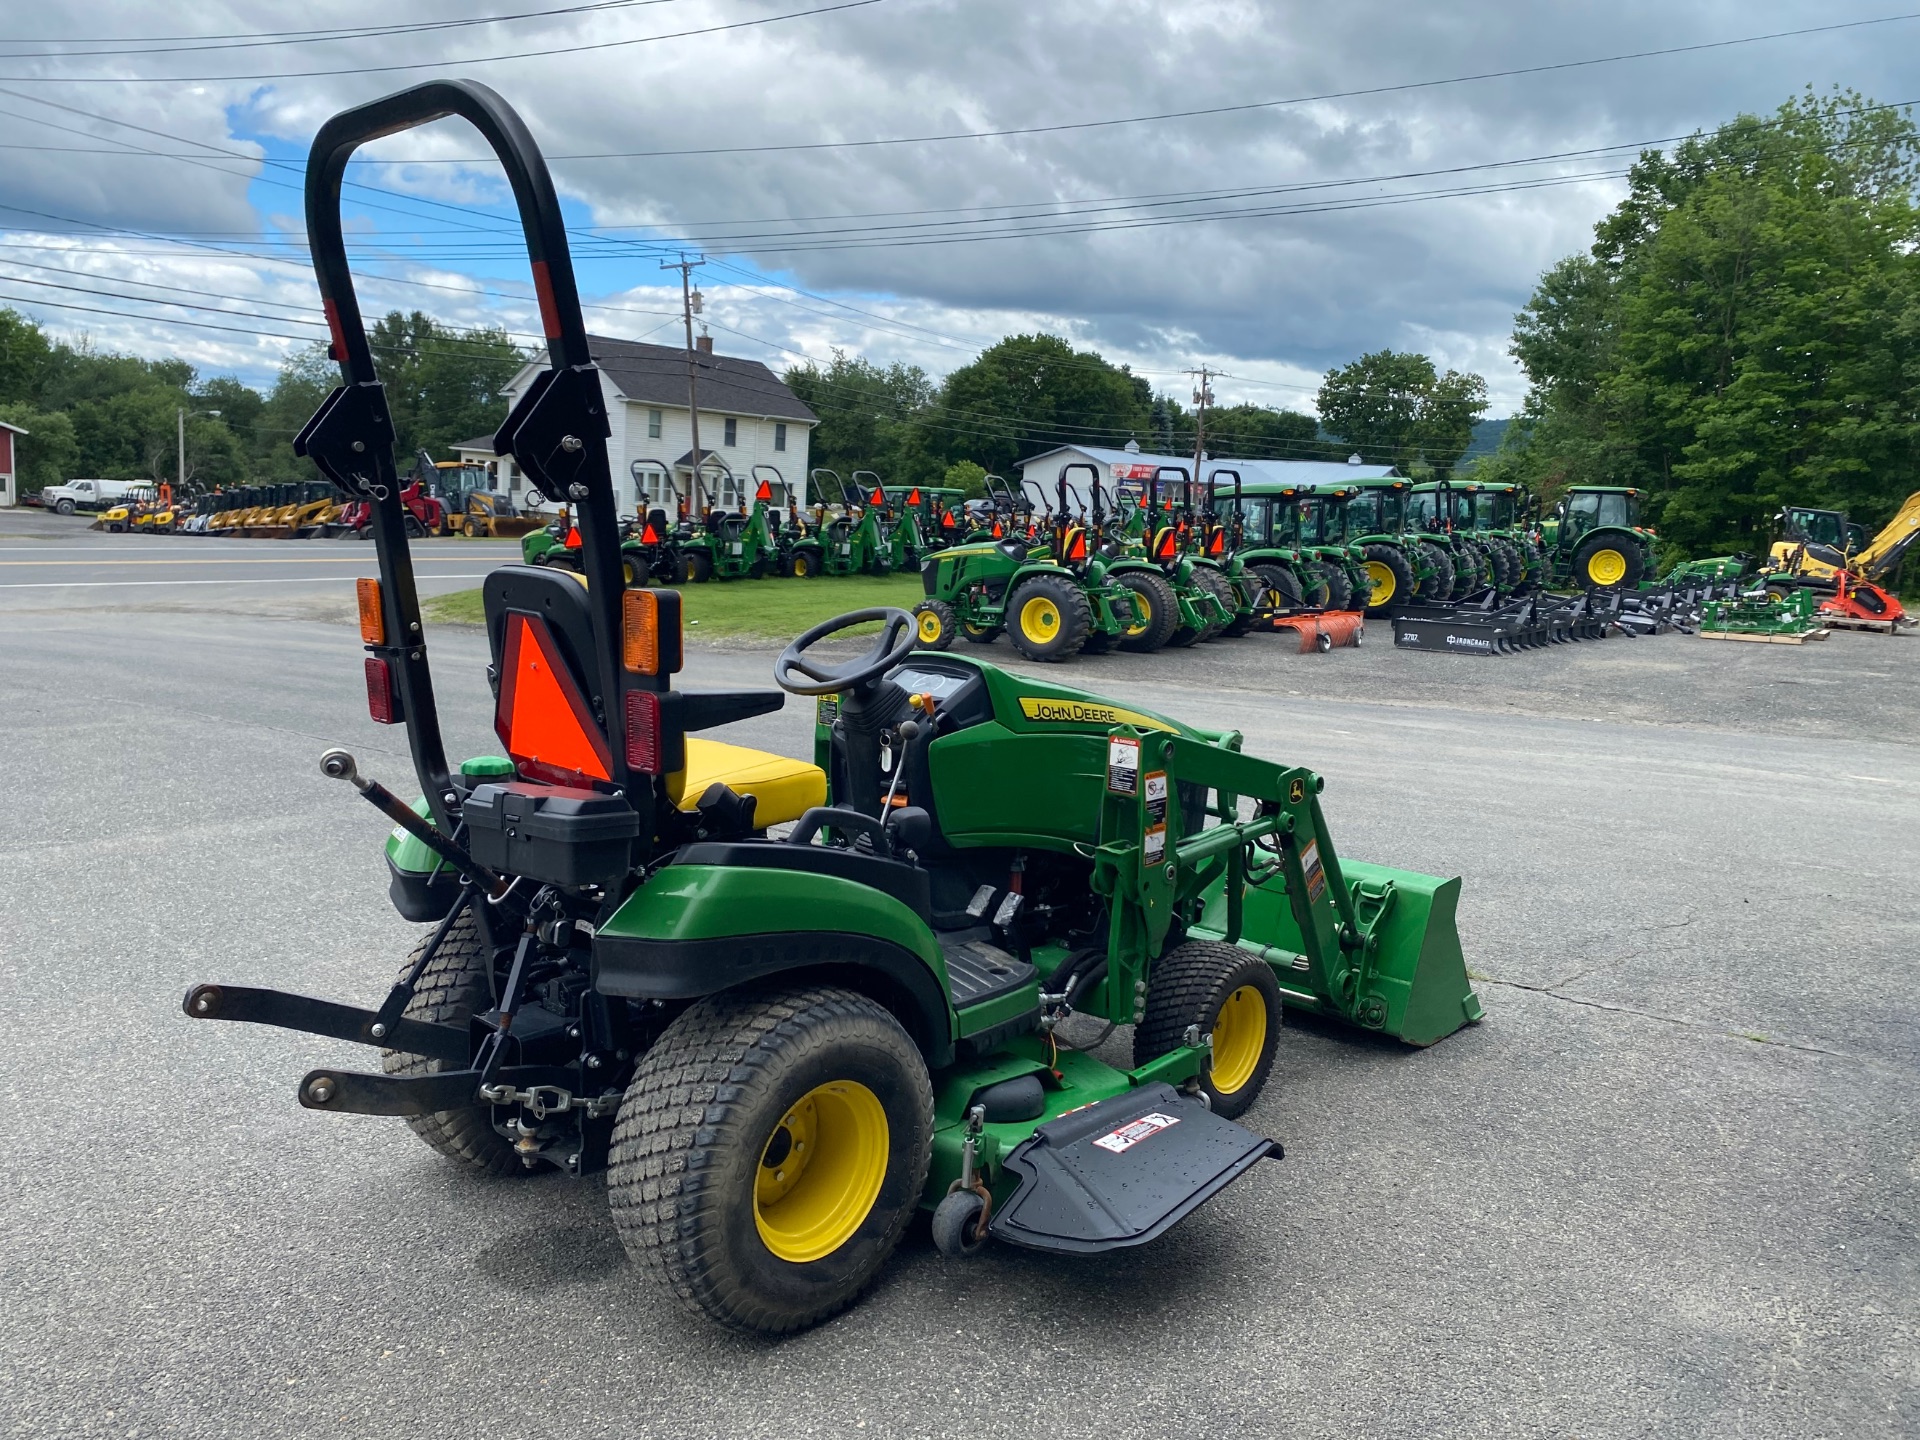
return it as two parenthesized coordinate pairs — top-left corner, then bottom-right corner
(753, 1081), (889, 1263)
(917, 609), (944, 643)
(1210, 985), (1268, 1096)
(1019, 594), (1062, 642)
(795, 555), (811, 576)
(1586, 548), (1628, 586)
(1124, 589), (1151, 635)
(1365, 560), (1397, 606)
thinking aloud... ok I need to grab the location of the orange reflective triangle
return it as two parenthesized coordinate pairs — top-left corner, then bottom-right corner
(907, 488), (922, 506)
(992, 520), (1003, 538)
(496, 613), (611, 782)
(1068, 530), (1087, 561)
(870, 487), (885, 506)
(1208, 529), (1224, 555)
(641, 522), (660, 544)
(565, 526), (582, 548)
(942, 510), (956, 528)
(755, 480), (773, 502)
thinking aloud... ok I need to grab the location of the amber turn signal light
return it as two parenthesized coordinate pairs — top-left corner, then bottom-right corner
(356, 578), (384, 645)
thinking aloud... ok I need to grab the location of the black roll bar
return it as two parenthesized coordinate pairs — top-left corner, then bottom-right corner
(294, 80), (634, 830)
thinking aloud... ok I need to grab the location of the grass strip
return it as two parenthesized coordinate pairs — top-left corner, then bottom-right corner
(424, 571), (927, 640)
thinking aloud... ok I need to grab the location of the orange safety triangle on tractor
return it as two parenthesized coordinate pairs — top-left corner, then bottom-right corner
(755, 480), (772, 502)
(494, 612), (612, 784)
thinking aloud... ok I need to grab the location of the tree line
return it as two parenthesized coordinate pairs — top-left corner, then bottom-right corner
(1481, 88), (1920, 561)
(783, 336), (1489, 494)
(0, 309), (525, 497)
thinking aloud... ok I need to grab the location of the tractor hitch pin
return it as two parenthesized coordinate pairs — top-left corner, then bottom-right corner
(320, 748), (503, 894)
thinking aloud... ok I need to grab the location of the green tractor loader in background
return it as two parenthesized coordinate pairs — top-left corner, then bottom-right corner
(811, 468), (894, 576)
(1321, 477), (1440, 616)
(1131, 467), (1237, 646)
(1426, 479), (1551, 594)
(185, 80), (1481, 1338)
(911, 464), (1141, 660)
(1539, 486), (1658, 591)
(1401, 479), (1495, 599)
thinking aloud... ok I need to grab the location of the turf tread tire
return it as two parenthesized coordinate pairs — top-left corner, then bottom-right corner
(1114, 569), (1179, 652)
(1134, 939), (1283, 1121)
(607, 985), (933, 1335)
(379, 913), (523, 1178)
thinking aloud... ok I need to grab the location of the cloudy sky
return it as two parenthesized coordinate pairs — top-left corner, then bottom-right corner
(1, 1), (1916, 415)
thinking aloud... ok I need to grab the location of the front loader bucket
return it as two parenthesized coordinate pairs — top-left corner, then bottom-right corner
(1196, 859), (1481, 1046)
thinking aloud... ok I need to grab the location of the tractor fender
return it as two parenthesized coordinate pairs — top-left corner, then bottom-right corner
(594, 862), (956, 1065)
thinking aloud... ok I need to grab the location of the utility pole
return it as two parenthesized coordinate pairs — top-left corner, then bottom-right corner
(662, 254), (707, 515)
(177, 406), (186, 493)
(1185, 366), (1215, 490)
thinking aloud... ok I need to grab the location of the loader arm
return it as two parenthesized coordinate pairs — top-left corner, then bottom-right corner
(1859, 491), (1920, 581)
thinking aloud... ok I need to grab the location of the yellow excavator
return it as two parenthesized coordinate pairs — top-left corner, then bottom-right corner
(1763, 492), (1920, 627)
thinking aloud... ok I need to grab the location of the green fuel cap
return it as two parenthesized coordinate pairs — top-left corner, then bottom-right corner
(460, 755), (515, 778)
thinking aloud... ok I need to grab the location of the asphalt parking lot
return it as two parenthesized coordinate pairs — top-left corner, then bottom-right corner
(5, 536), (1917, 1439)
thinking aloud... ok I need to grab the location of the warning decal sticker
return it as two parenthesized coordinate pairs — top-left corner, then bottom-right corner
(1143, 770), (1168, 824)
(1092, 1112), (1181, 1154)
(1106, 736), (1140, 795)
(1144, 824), (1167, 863)
(1301, 837), (1326, 903)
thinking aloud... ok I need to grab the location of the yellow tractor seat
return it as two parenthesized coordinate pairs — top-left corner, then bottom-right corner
(667, 739), (826, 830)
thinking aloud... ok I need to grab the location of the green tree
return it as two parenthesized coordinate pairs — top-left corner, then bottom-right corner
(1316, 351), (1487, 472)
(0, 308), (51, 406)
(0, 405), (76, 497)
(930, 334), (1151, 473)
(942, 459), (987, 498)
(784, 350), (938, 484)
(1492, 88), (1920, 554)
(367, 311), (528, 461)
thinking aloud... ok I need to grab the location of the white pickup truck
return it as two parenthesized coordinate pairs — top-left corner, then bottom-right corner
(40, 478), (142, 515)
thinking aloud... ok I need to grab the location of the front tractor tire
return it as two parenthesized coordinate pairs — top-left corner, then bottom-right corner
(1005, 574), (1091, 661)
(1135, 940), (1283, 1120)
(379, 912), (526, 1177)
(1359, 544), (1415, 615)
(608, 985), (934, 1335)
(1573, 534), (1645, 590)
(912, 598), (958, 651)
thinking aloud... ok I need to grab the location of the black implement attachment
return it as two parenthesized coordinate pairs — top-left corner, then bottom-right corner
(989, 1083), (1281, 1255)
(1390, 588), (1619, 655)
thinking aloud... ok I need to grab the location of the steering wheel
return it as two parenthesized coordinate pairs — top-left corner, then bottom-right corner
(775, 608), (917, 696)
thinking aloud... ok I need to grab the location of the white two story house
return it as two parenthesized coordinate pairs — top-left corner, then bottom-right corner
(456, 334), (817, 516)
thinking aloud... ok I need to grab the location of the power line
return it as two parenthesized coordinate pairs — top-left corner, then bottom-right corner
(0, 0), (894, 83)
(167, 11), (1920, 160)
(0, 0), (694, 56)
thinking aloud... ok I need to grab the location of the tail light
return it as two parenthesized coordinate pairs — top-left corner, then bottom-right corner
(364, 657), (400, 724)
(355, 578), (384, 644)
(624, 689), (663, 772)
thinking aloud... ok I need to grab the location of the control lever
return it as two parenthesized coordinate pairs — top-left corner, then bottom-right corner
(881, 718), (920, 813)
(320, 747), (502, 892)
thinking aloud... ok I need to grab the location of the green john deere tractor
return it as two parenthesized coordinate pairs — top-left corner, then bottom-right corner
(187, 81), (1480, 1338)
(1431, 479), (1551, 594)
(888, 485), (966, 553)
(911, 464), (1141, 661)
(1117, 467), (1237, 645)
(810, 468), (893, 576)
(1539, 486), (1657, 590)
(1337, 477), (1445, 615)
(1216, 473), (1327, 610)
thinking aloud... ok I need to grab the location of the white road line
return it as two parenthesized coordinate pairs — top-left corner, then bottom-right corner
(0, 556), (506, 567)
(0, 575), (493, 589)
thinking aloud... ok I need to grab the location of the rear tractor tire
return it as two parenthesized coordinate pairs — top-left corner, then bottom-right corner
(1192, 565), (1240, 641)
(1115, 569), (1179, 653)
(379, 912), (526, 1177)
(912, 598), (958, 651)
(621, 552), (650, 588)
(1417, 542), (1457, 602)
(1135, 939), (1283, 1121)
(1318, 562), (1353, 611)
(1359, 544), (1414, 615)
(1573, 535), (1645, 590)
(686, 550), (714, 584)
(1005, 574), (1091, 662)
(608, 985), (934, 1335)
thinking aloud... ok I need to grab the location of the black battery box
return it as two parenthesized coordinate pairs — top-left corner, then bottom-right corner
(464, 782), (641, 887)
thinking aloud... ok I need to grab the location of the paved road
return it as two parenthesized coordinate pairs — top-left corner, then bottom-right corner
(5, 595), (1917, 1437)
(0, 509), (521, 616)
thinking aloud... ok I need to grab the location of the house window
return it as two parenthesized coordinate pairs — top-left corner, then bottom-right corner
(724, 417), (738, 447)
(774, 422), (787, 452)
(647, 408), (662, 439)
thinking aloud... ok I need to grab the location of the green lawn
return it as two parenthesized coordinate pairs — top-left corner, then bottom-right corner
(424, 572), (928, 640)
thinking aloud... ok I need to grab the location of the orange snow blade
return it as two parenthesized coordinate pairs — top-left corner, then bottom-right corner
(495, 613), (612, 783)
(755, 480), (773, 502)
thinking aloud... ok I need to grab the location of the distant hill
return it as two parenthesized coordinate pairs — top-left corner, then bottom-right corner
(1457, 417), (1510, 470)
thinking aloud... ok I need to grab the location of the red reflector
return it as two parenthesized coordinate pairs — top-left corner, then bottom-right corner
(565, 526), (582, 548)
(1209, 530), (1224, 555)
(755, 480), (773, 502)
(1068, 531), (1087, 561)
(624, 689), (663, 773)
(641, 522), (660, 544)
(907, 488), (922, 506)
(364, 657), (398, 724)
(942, 511), (956, 528)
(992, 521), (1003, 538)
(495, 613), (612, 782)
(870, 487), (885, 506)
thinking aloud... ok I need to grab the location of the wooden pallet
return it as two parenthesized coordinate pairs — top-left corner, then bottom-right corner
(1819, 614), (1901, 634)
(1698, 626), (1830, 644)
